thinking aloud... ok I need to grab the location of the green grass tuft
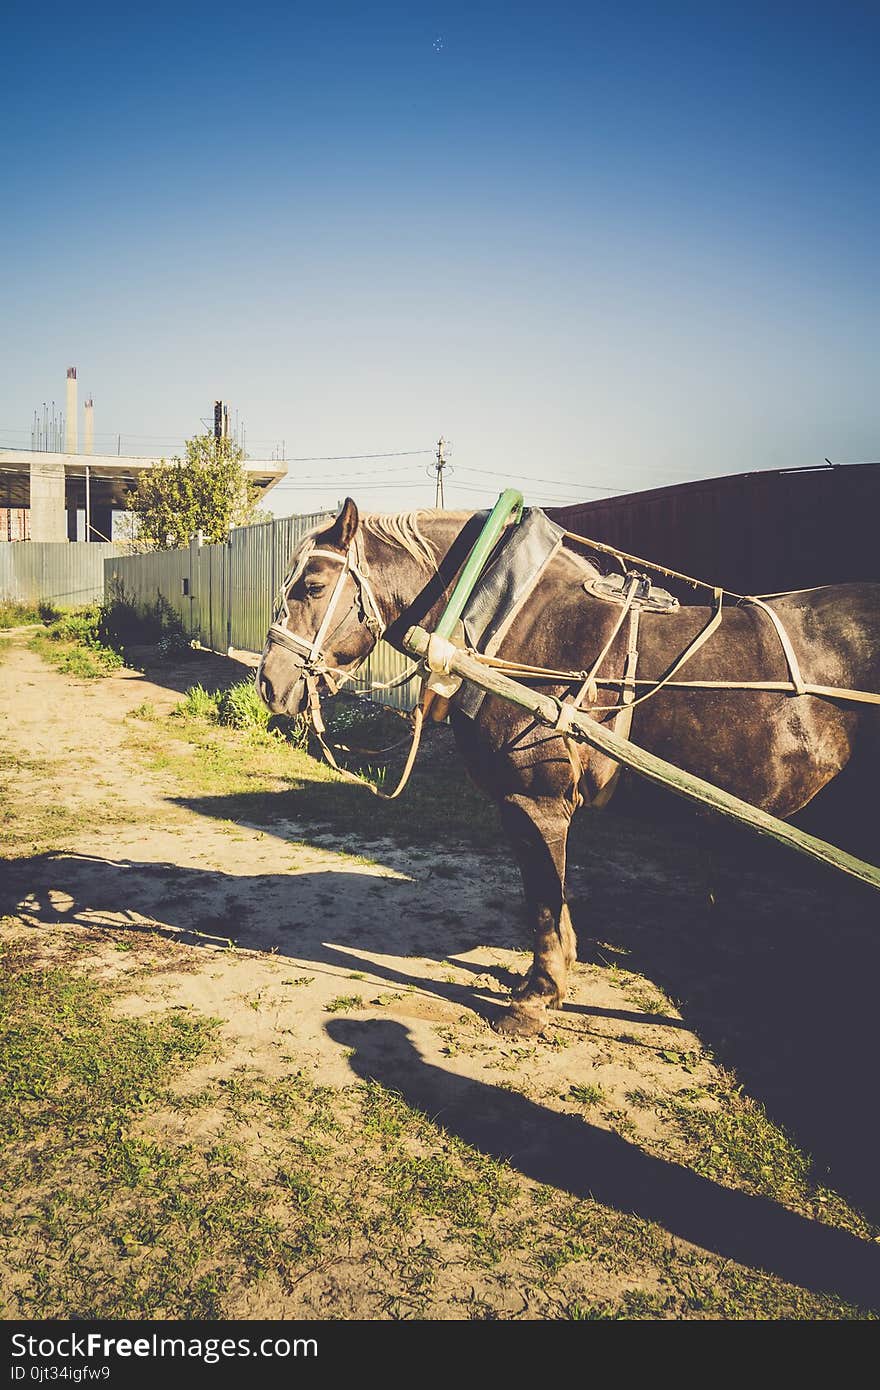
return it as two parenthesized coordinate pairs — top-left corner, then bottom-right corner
(217, 680), (270, 732)
(179, 683), (220, 721)
(0, 600), (61, 628)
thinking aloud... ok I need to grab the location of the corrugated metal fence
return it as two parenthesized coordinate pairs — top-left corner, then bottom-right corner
(104, 514), (418, 709)
(1, 541), (124, 606)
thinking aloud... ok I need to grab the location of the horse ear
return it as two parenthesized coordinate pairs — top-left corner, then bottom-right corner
(324, 497), (360, 551)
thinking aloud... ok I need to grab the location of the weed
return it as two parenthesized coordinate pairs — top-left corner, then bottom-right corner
(567, 1083), (606, 1109)
(180, 684), (220, 721)
(128, 701), (157, 720)
(0, 600), (60, 628)
(216, 681), (271, 733)
(323, 995), (364, 1013)
(29, 629), (123, 679)
(177, 681), (309, 749)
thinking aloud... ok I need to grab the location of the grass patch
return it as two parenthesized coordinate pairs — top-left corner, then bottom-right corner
(324, 995), (364, 1013)
(25, 592), (193, 679)
(179, 683), (221, 721)
(128, 701), (503, 851)
(28, 630), (123, 678)
(129, 700), (158, 720)
(0, 938), (873, 1320)
(0, 600), (60, 628)
(568, 1083), (606, 1109)
(179, 681), (310, 745)
(27, 605), (125, 678)
(649, 1084), (876, 1239)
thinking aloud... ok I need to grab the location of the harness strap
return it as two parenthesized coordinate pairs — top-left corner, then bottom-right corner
(574, 574), (639, 705)
(309, 686), (427, 800)
(487, 586), (727, 718)
(744, 595), (807, 694)
(559, 525), (822, 701)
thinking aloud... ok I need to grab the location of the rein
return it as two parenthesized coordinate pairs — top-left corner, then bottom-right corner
(264, 533), (426, 799)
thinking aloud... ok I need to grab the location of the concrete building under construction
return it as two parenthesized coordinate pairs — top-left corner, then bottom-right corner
(0, 371), (286, 542)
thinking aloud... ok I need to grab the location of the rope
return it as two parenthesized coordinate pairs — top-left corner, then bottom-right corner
(310, 690), (426, 799)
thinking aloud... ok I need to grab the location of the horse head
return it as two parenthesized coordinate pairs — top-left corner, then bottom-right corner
(257, 498), (383, 716)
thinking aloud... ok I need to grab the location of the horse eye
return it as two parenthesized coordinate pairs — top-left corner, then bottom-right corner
(305, 583), (325, 598)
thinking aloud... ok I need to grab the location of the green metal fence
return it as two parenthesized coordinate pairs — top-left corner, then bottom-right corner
(103, 516), (419, 710)
(1, 541), (124, 607)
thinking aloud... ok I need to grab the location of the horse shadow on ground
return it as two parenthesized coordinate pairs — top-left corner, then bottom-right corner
(567, 783), (880, 1235)
(328, 1017), (880, 1312)
(2, 822), (878, 1309)
(165, 780), (880, 1234)
(0, 850), (683, 1034)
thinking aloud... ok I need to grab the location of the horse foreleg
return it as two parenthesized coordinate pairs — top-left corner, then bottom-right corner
(496, 794), (576, 1037)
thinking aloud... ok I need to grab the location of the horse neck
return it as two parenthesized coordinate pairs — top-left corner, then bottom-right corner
(359, 511), (481, 642)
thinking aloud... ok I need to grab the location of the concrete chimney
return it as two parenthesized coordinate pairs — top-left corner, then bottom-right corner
(84, 397), (94, 455)
(65, 368), (78, 454)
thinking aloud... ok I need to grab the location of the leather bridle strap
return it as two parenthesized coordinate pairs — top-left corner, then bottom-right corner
(265, 537), (386, 679)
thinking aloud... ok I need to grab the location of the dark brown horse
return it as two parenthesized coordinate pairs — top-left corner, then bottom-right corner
(258, 499), (880, 1036)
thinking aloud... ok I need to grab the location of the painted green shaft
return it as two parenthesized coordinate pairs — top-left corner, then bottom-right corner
(434, 489), (524, 639)
(402, 623), (880, 893)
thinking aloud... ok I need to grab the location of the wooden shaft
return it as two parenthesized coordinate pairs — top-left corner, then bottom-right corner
(403, 624), (880, 893)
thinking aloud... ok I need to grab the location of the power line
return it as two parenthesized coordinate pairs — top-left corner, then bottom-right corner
(267, 465), (417, 486)
(463, 464), (627, 495)
(448, 481), (591, 503)
(285, 448), (433, 462)
(272, 480), (431, 492)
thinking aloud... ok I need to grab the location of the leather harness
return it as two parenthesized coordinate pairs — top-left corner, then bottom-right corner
(261, 513), (880, 804)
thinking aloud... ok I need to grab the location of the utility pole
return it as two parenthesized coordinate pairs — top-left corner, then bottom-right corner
(433, 436), (448, 508)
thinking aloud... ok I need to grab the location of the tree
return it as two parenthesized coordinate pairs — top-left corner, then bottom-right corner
(125, 434), (262, 548)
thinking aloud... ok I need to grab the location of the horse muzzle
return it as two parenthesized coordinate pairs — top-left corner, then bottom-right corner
(257, 661), (307, 716)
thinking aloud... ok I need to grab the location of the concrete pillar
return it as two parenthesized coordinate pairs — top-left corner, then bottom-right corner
(65, 368), (78, 454)
(30, 459), (68, 541)
(84, 397), (94, 455)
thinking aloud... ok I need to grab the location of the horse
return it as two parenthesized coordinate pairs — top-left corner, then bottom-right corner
(258, 498), (880, 1037)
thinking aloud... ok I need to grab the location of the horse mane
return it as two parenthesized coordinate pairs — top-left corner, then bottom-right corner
(362, 511), (439, 572)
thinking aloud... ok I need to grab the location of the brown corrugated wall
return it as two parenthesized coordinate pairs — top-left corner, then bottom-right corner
(547, 462), (879, 595)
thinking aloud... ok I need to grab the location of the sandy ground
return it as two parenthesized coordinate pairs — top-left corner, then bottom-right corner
(0, 636), (708, 1120)
(3, 633), (879, 1317)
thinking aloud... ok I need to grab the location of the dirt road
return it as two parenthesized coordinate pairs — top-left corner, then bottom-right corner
(2, 632), (878, 1318)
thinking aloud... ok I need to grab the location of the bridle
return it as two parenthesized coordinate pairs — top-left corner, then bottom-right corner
(260, 529), (427, 801)
(262, 532), (386, 703)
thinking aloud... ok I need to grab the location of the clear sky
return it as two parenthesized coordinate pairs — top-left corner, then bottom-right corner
(2, 0), (878, 517)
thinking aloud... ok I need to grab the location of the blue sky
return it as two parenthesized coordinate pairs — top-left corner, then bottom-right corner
(2, 1), (878, 516)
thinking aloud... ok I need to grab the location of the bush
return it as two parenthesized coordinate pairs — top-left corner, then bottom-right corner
(100, 587), (188, 654)
(155, 630), (194, 660)
(33, 604), (125, 676)
(45, 605), (103, 645)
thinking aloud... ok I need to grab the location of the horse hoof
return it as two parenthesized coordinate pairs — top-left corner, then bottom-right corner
(493, 1004), (549, 1037)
